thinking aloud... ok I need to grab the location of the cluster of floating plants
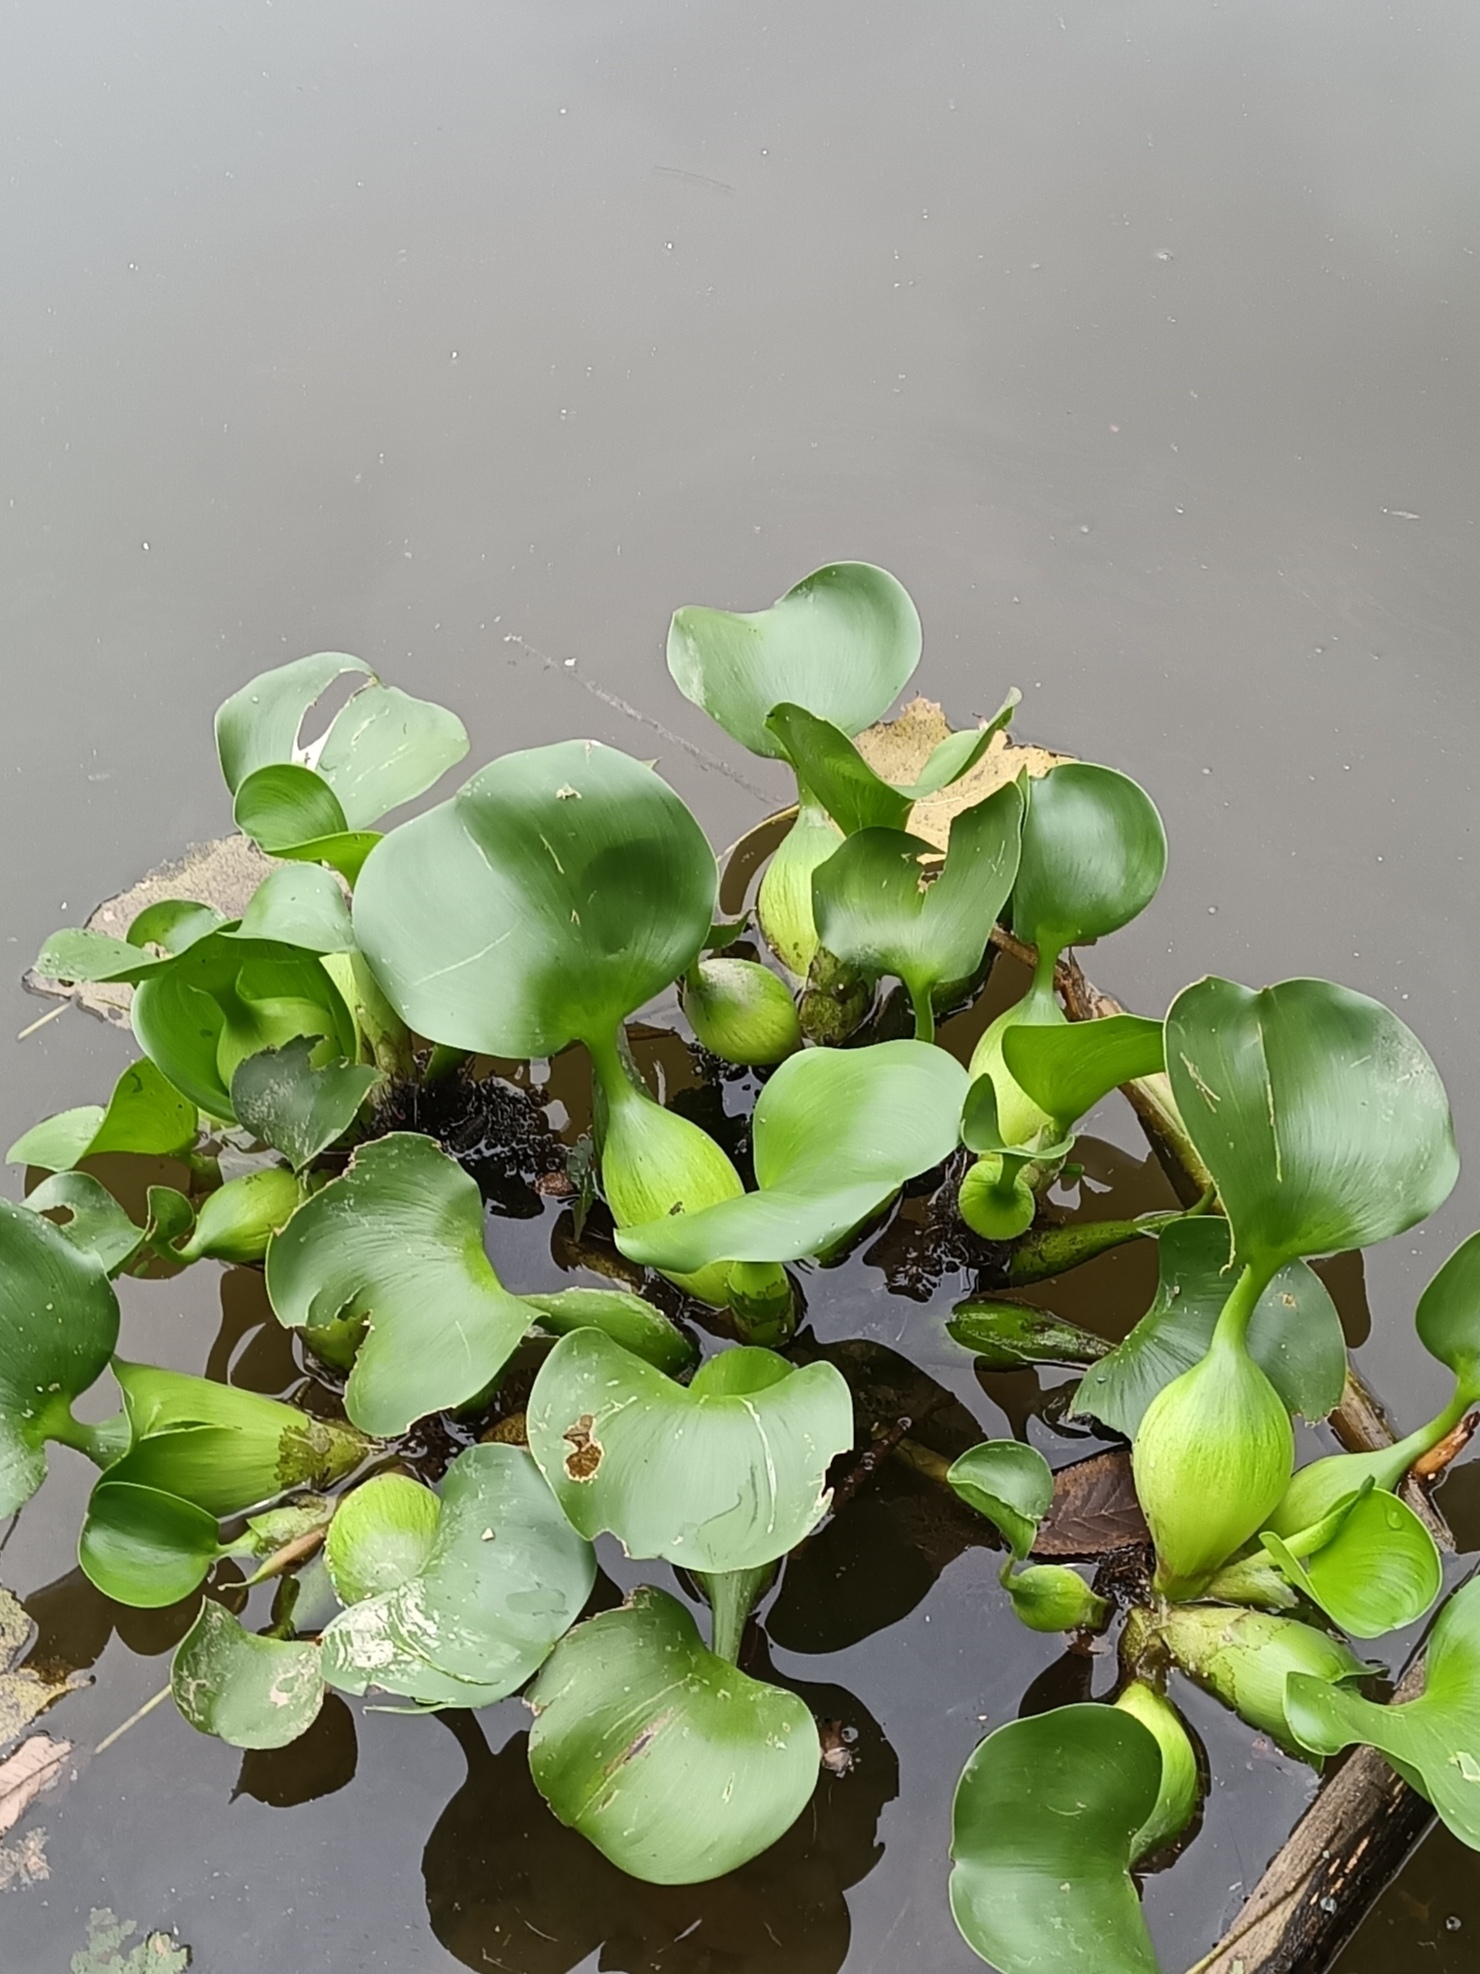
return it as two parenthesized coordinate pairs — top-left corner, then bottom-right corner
(6, 563), (1480, 1970)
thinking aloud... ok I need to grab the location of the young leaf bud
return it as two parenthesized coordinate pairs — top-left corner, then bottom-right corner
(176, 1165), (307, 1265)
(1004, 1563), (1109, 1634)
(682, 958), (802, 1067)
(1114, 1681), (1200, 1859)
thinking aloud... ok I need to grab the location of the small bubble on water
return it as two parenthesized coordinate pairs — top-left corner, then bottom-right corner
(1447, 1917), (1462, 1933)
(1154, 248), (1176, 262)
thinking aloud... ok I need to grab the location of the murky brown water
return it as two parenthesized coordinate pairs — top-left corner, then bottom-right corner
(3, 1), (1480, 1967)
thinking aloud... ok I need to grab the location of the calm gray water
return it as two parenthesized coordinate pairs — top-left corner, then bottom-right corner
(2, 2), (1479, 1967)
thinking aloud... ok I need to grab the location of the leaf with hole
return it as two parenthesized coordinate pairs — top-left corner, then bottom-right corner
(266, 1133), (532, 1436)
(231, 1038), (382, 1171)
(527, 1584), (819, 1884)
(949, 1703), (1163, 1974)
(527, 1333), (852, 1572)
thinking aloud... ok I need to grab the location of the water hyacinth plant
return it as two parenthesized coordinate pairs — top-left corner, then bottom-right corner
(8, 561), (1479, 1972)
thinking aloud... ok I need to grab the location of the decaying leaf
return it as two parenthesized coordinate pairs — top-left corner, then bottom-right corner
(0, 1585), (84, 1746)
(0, 1733), (70, 1839)
(71, 1908), (190, 1973)
(1032, 1449), (1149, 1558)
(854, 696), (1064, 851)
(25, 836), (280, 1025)
(0, 1825), (50, 1890)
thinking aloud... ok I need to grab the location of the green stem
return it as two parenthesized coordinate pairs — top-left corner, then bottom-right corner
(728, 1261), (796, 1345)
(911, 986), (936, 1045)
(1210, 1261), (1274, 1352)
(697, 1563), (776, 1665)
(45, 1407), (129, 1469)
(423, 1042), (468, 1087)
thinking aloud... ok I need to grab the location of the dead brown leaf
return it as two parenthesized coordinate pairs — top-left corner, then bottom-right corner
(1032, 1449), (1149, 1558)
(0, 1734), (70, 1839)
(854, 696), (1066, 851)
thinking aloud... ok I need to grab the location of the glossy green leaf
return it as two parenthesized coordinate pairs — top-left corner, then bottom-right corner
(35, 902), (222, 988)
(616, 1040), (969, 1272)
(7, 1058), (197, 1172)
(947, 1299), (1110, 1370)
(1286, 1577), (1480, 1845)
(666, 562), (921, 759)
(216, 651), (467, 826)
(527, 1332), (852, 1572)
(766, 703), (913, 834)
(79, 1479), (222, 1607)
(1150, 1604), (1366, 1753)
(353, 740), (717, 1057)
(681, 957), (802, 1067)
(109, 1360), (368, 1515)
(319, 1445), (594, 1706)
(1011, 762), (1167, 957)
(1114, 1682), (1200, 1860)
(265, 1132), (532, 1436)
(0, 1199), (120, 1516)
(130, 931), (357, 1121)
(1416, 1228), (1480, 1396)
(24, 1172), (146, 1276)
(324, 1473), (441, 1605)
(1072, 1217), (1348, 1438)
(528, 1584), (819, 1884)
(946, 1441), (1053, 1561)
(1001, 1014), (1165, 1133)
(172, 1599), (325, 1749)
(127, 898), (227, 955)
(232, 764), (382, 883)
(810, 783), (1023, 1040)
(905, 693), (1021, 795)
(231, 1038), (382, 1171)
(226, 864), (356, 952)
(1165, 976), (1458, 1276)
(1260, 1484), (1442, 1639)
(519, 1287), (697, 1376)
(950, 1704), (1163, 1974)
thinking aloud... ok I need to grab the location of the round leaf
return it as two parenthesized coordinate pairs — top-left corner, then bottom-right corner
(1012, 763), (1167, 956)
(950, 1704), (1163, 1974)
(667, 561), (921, 760)
(528, 1584), (820, 1883)
(1072, 1217), (1348, 1437)
(172, 1600), (325, 1749)
(526, 1332), (853, 1572)
(0, 1200), (120, 1516)
(325, 1473), (443, 1605)
(216, 652), (372, 794)
(1261, 1486), (1442, 1639)
(7, 1057), (197, 1172)
(616, 1040), (969, 1272)
(227, 864), (356, 952)
(319, 1444), (594, 1705)
(233, 764), (382, 882)
(1286, 1576), (1480, 1845)
(79, 1480), (221, 1607)
(520, 1287), (697, 1376)
(231, 1037), (382, 1171)
(265, 1133), (532, 1436)
(352, 740), (717, 1057)
(24, 1172), (146, 1277)
(1416, 1229), (1480, 1397)
(946, 1440), (1054, 1561)
(1165, 976), (1459, 1274)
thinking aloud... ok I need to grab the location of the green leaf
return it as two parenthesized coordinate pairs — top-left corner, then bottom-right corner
(666, 562), (921, 759)
(765, 704), (914, 834)
(1286, 1577), (1480, 1845)
(528, 1584), (820, 1883)
(126, 899), (225, 955)
(949, 1704), (1163, 1974)
(324, 1473), (441, 1604)
(616, 1040), (970, 1272)
(1113, 1682), (1200, 1861)
(1001, 1014), (1166, 1133)
(265, 1132), (532, 1436)
(1072, 1218), (1348, 1438)
(7, 1058), (197, 1171)
(810, 782), (1024, 1040)
(216, 651), (467, 825)
(226, 863), (356, 951)
(519, 1287), (697, 1375)
(232, 765), (382, 882)
(1165, 976), (1458, 1276)
(527, 1333), (852, 1573)
(108, 1360), (368, 1515)
(131, 930), (358, 1121)
(947, 1298), (1111, 1371)
(1011, 762), (1167, 958)
(24, 1173), (146, 1276)
(172, 1599), (324, 1749)
(0, 1200), (120, 1516)
(319, 1444), (594, 1706)
(1005, 1565), (1109, 1634)
(353, 740), (717, 1057)
(946, 1441), (1053, 1561)
(231, 1038), (382, 1171)
(904, 693), (1020, 796)
(79, 1479), (222, 1607)
(1260, 1484), (1442, 1639)
(1416, 1228), (1480, 1396)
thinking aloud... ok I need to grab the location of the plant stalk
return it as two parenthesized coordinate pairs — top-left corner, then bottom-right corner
(697, 1563), (776, 1665)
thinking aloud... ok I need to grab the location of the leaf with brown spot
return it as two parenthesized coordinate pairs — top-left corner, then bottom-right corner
(563, 1416), (604, 1481)
(1032, 1451), (1149, 1558)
